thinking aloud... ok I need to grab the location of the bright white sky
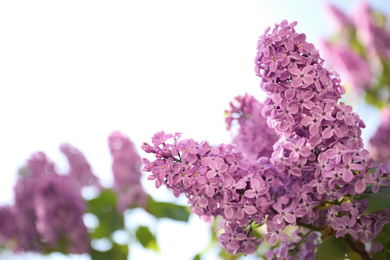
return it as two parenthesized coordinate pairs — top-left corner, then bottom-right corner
(0, 1), (389, 259)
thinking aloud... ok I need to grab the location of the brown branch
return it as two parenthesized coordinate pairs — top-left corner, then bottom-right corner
(345, 235), (370, 260)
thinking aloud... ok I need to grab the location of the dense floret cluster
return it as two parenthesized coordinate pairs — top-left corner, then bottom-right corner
(142, 131), (274, 255)
(142, 20), (390, 258)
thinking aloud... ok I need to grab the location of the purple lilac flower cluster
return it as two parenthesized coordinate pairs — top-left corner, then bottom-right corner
(0, 149), (93, 253)
(255, 19), (389, 245)
(265, 229), (319, 260)
(60, 143), (102, 189)
(34, 174), (90, 253)
(322, 2), (390, 93)
(143, 20), (390, 257)
(225, 93), (279, 161)
(354, 3), (390, 60)
(321, 41), (372, 91)
(0, 206), (18, 247)
(108, 131), (148, 213)
(371, 161), (390, 194)
(369, 107), (390, 162)
(142, 131), (277, 255)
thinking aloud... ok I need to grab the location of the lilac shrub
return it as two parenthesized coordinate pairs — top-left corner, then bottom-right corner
(142, 20), (390, 259)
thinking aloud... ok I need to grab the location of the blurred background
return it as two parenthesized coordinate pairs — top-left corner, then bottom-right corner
(1, 0), (390, 259)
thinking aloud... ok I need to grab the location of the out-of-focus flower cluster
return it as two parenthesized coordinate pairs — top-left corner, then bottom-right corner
(142, 20), (390, 259)
(109, 131), (148, 213)
(0, 132), (148, 256)
(369, 107), (390, 163)
(225, 93), (279, 161)
(322, 2), (390, 106)
(323, 2), (390, 169)
(0, 149), (95, 253)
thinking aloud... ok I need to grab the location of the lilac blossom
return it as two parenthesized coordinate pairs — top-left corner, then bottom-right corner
(13, 176), (40, 252)
(371, 161), (390, 193)
(225, 94), (278, 161)
(60, 143), (101, 189)
(0, 206), (18, 248)
(8, 152), (92, 253)
(1, 145), (98, 254)
(354, 2), (390, 60)
(13, 153), (58, 252)
(142, 131), (272, 254)
(324, 2), (354, 32)
(142, 20), (390, 257)
(321, 40), (372, 91)
(369, 107), (390, 162)
(34, 174), (90, 253)
(254, 19), (389, 253)
(108, 131), (148, 213)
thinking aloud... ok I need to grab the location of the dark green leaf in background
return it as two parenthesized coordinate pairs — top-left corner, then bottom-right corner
(355, 187), (390, 214)
(192, 253), (201, 260)
(86, 189), (124, 239)
(315, 235), (350, 260)
(372, 242), (390, 260)
(373, 224), (390, 246)
(90, 242), (128, 260)
(135, 226), (159, 252)
(145, 196), (190, 222)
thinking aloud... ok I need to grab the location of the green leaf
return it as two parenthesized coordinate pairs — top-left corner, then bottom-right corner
(373, 225), (390, 246)
(87, 189), (117, 214)
(135, 226), (159, 252)
(218, 247), (242, 259)
(90, 242), (128, 260)
(355, 187), (390, 214)
(192, 254), (201, 260)
(86, 189), (124, 239)
(372, 242), (390, 260)
(385, 243), (390, 260)
(346, 250), (363, 260)
(315, 235), (350, 260)
(145, 196), (190, 222)
(372, 251), (386, 260)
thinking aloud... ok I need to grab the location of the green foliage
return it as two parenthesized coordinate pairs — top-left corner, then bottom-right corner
(314, 235), (350, 260)
(372, 242), (390, 260)
(192, 254), (201, 260)
(355, 186), (390, 214)
(373, 224), (390, 246)
(135, 226), (159, 252)
(219, 249), (243, 260)
(145, 196), (190, 222)
(86, 189), (130, 260)
(86, 189), (125, 239)
(372, 224), (390, 259)
(90, 242), (129, 260)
